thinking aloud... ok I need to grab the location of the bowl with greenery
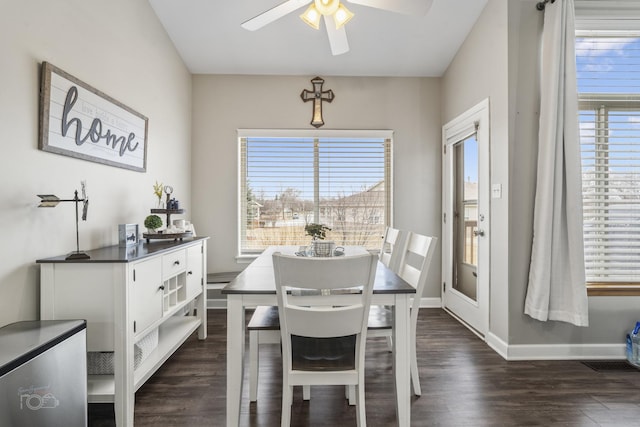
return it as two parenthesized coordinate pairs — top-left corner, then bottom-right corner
(144, 214), (163, 233)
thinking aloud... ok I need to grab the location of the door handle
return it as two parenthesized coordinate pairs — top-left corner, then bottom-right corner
(473, 229), (485, 237)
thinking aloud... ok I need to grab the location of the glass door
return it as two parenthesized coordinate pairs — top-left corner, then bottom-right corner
(442, 99), (490, 336)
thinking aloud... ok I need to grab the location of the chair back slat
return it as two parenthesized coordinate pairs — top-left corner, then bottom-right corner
(379, 227), (406, 273)
(286, 305), (365, 338)
(396, 232), (438, 315)
(275, 253), (378, 291)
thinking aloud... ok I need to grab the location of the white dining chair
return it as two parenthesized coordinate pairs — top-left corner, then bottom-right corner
(367, 231), (437, 397)
(273, 251), (378, 427)
(247, 305), (280, 402)
(369, 227), (408, 353)
(379, 226), (405, 272)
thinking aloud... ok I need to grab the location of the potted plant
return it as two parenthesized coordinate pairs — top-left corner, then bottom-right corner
(144, 214), (162, 233)
(305, 223), (334, 256)
(305, 223), (331, 240)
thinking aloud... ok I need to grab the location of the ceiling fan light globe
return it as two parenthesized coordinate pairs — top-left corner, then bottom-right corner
(300, 4), (321, 29)
(314, 0), (339, 16)
(333, 4), (354, 29)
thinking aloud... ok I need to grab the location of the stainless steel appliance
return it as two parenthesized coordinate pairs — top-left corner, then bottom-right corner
(0, 319), (87, 427)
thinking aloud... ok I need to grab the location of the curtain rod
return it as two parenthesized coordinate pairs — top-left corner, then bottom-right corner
(536, 0), (555, 11)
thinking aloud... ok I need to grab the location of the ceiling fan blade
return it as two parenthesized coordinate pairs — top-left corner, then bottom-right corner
(324, 15), (349, 56)
(241, 0), (311, 31)
(348, 0), (433, 15)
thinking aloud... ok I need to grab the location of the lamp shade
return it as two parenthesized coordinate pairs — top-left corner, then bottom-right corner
(333, 4), (354, 29)
(300, 4), (321, 29)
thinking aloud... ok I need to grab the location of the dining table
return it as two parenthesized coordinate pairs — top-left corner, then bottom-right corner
(222, 245), (416, 426)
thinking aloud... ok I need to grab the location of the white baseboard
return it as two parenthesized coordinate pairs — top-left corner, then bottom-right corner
(207, 299), (226, 309)
(419, 297), (442, 308)
(486, 331), (626, 361)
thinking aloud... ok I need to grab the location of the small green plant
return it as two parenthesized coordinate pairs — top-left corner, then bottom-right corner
(305, 223), (331, 240)
(144, 214), (162, 230)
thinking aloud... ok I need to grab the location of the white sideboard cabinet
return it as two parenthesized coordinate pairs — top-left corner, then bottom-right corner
(38, 237), (208, 427)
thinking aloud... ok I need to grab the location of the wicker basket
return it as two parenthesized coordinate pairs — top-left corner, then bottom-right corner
(312, 240), (335, 257)
(87, 328), (158, 375)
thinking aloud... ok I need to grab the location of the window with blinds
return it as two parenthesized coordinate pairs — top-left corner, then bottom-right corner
(576, 36), (640, 284)
(238, 130), (392, 255)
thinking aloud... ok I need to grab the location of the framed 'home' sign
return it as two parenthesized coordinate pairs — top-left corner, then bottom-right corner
(39, 62), (148, 172)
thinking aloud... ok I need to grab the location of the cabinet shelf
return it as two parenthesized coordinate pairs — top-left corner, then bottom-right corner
(87, 315), (202, 402)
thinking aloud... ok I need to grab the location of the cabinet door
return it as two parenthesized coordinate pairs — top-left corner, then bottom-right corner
(130, 257), (163, 336)
(186, 244), (203, 301)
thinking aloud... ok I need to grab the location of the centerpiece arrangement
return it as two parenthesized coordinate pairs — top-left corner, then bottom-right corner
(304, 223), (335, 257)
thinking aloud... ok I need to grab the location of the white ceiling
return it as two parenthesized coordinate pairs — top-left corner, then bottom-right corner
(148, 0), (488, 77)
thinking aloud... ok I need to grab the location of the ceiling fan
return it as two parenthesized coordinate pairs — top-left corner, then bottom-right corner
(241, 0), (434, 56)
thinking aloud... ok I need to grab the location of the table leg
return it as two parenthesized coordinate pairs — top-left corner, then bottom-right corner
(226, 295), (245, 427)
(393, 294), (411, 427)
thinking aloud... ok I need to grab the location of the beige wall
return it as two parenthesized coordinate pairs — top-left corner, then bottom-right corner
(191, 75), (443, 297)
(0, 0), (192, 327)
(442, 0), (510, 341)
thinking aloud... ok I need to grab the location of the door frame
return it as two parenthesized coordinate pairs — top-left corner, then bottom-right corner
(441, 98), (490, 337)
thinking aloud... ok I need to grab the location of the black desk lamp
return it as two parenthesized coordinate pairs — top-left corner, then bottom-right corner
(38, 181), (90, 260)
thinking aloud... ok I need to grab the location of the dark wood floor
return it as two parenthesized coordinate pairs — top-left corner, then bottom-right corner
(89, 308), (640, 426)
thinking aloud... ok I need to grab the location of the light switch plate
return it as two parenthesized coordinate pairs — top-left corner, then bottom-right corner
(492, 184), (502, 199)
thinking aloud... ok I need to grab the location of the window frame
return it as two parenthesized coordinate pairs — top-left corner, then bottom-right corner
(579, 96), (640, 295)
(236, 129), (393, 260)
(575, 25), (640, 295)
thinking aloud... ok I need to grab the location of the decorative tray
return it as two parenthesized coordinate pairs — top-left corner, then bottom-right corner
(143, 231), (193, 243)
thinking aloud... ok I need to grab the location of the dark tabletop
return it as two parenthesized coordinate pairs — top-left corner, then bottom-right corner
(222, 246), (415, 295)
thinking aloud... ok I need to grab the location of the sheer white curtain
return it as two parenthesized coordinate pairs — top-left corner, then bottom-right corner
(524, 0), (589, 327)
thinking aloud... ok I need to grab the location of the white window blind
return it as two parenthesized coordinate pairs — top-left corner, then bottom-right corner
(239, 131), (392, 255)
(577, 36), (640, 283)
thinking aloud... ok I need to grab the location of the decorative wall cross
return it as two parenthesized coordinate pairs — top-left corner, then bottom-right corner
(300, 76), (334, 128)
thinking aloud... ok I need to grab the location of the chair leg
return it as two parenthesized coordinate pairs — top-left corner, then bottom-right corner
(302, 385), (310, 400)
(355, 384), (366, 427)
(281, 385), (292, 427)
(249, 330), (259, 402)
(347, 385), (355, 405)
(410, 335), (421, 396)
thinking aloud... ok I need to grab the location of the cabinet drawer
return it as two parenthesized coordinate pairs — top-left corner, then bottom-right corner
(162, 250), (186, 279)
